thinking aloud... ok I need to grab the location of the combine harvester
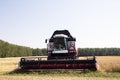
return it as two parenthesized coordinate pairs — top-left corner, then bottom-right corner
(19, 30), (98, 71)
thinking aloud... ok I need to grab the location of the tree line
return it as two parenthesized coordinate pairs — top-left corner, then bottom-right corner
(0, 40), (46, 57)
(0, 39), (120, 58)
(78, 48), (120, 56)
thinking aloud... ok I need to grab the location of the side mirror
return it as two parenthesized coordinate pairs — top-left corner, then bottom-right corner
(45, 39), (47, 43)
(74, 38), (76, 41)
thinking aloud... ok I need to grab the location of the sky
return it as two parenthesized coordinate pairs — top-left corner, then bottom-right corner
(0, 0), (120, 48)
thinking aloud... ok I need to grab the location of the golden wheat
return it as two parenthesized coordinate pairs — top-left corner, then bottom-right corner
(96, 56), (120, 72)
(0, 57), (20, 74)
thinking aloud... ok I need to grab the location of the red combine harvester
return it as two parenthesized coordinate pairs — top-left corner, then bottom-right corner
(19, 30), (98, 71)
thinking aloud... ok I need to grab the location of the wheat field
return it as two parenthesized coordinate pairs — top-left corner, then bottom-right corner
(0, 56), (120, 80)
(96, 56), (120, 72)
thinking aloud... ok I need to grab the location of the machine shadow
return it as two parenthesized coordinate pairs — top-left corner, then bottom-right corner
(8, 68), (96, 75)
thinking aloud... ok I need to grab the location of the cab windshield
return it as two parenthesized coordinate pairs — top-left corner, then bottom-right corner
(54, 37), (67, 50)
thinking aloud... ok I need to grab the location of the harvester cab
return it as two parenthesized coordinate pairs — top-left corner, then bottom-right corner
(19, 30), (98, 71)
(46, 30), (77, 60)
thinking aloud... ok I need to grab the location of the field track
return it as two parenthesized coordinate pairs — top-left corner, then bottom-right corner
(0, 76), (119, 80)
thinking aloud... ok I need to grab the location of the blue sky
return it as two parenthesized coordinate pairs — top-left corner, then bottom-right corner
(0, 0), (120, 48)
